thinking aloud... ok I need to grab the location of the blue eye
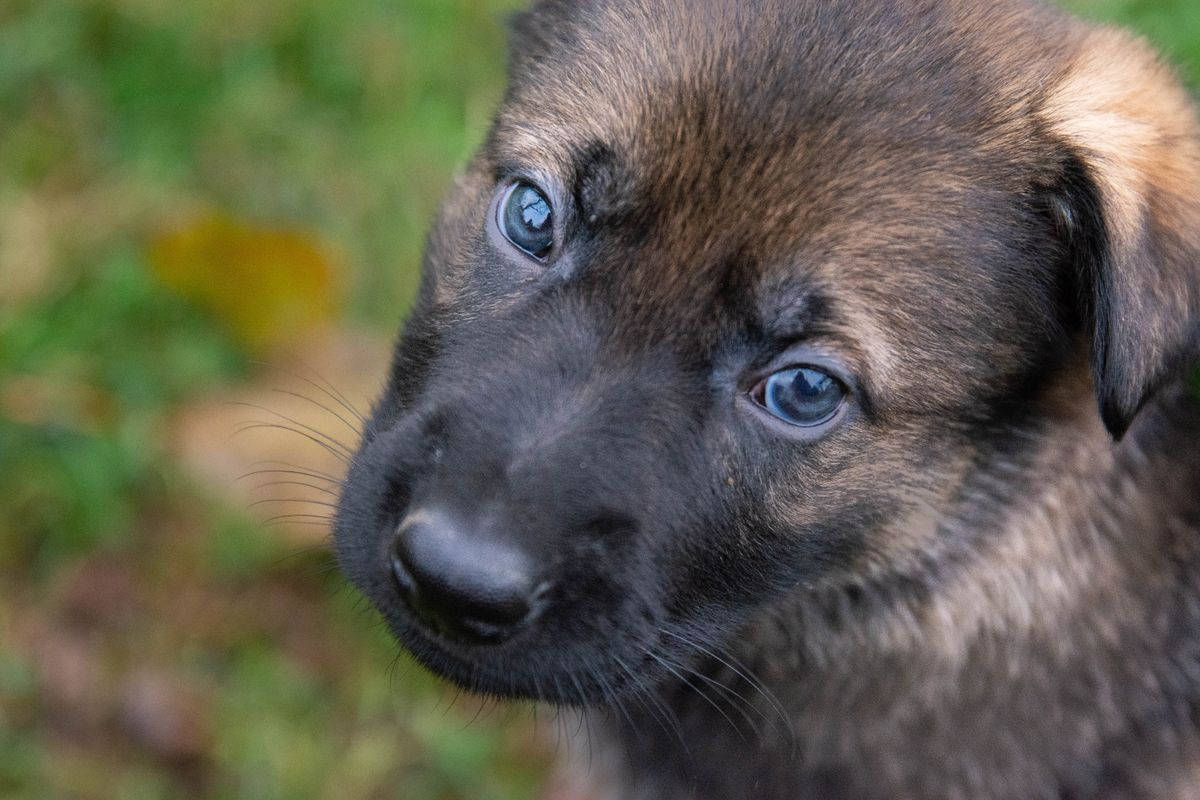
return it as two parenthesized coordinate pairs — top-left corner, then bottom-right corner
(753, 367), (845, 428)
(499, 181), (555, 259)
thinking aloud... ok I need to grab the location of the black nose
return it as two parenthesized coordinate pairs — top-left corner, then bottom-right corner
(390, 511), (542, 645)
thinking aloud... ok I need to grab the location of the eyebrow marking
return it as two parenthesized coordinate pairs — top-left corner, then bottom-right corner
(572, 141), (626, 226)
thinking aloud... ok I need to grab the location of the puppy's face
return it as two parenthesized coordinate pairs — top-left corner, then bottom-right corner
(336, 0), (1200, 702)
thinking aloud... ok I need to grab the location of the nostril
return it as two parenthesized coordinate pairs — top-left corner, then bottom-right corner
(390, 511), (542, 645)
(389, 547), (417, 600)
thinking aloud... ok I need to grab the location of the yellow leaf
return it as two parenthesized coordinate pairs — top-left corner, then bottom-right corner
(149, 213), (339, 352)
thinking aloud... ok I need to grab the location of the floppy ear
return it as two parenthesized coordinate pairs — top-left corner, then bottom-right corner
(1042, 28), (1200, 439)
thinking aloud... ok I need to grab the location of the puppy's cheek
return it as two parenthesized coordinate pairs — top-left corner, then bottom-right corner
(758, 434), (979, 584)
(745, 460), (905, 585)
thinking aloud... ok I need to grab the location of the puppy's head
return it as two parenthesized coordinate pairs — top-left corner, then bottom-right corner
(336, 0), (1200, 702)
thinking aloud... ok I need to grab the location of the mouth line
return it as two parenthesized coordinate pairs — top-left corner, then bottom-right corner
(373, 600), (661, 704)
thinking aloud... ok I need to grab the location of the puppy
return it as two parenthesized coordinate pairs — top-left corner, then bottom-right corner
(334, 0), (1200, 797)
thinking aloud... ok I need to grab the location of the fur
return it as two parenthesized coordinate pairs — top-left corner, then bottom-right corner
(334, 1), (1200, 797)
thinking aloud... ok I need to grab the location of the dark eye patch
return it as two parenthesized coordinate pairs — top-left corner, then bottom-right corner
(573, 141), (624, 225)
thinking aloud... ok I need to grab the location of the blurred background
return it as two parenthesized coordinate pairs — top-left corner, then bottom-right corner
(0, 1), (1197, 798)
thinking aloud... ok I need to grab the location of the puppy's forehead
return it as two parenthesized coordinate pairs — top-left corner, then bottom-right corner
(496, 0), (1067, 186)
(485, 0), (1083, 398)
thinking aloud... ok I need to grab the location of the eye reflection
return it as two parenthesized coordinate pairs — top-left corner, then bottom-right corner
(753, 366), (845, 428)
(500, 182), (555, 259)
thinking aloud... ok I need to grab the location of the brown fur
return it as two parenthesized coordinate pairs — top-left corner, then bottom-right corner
(334, 1), (1200, 797)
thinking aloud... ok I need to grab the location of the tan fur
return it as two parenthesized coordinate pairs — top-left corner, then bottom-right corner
(1044, 29), (1200, 249)
(339, 2), (1200, 797)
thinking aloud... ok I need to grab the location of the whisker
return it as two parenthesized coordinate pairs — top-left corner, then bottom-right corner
(248, 480), (341, 497)
(529, 694), (540, 738)
(271, 388), (363, 438)
(464, 697), (489, 729)
(233, 418), (352, 461)
(229, 402), (354, 458)
(234, 422), (350, 464)
(272, 542), (332, 565)
(612, 653), (690, 756)
(655, 631), (770, 728)
(285, 356), (369, 424)
(660, 627), (795, 745)
(261, 513), (333, 525)
(642, 683), (690, 757)
(590, 661), (639, 738)
(263, 526), (331, 535)
(294, 558), (340, 579)
(551, 675), (568, 755)
(386, 650), (406, 692)
(565, 673), (594, 772)
(275, 364), (368, 424)
(442, 687), (463, 719)
(670, 655), (765, 736)
(247, 497), (339, 510)
(248, 356), (368, 426)
(697, 677), (765, 733)
(238, 464), (345, 485)
(642, 646), (747, 742)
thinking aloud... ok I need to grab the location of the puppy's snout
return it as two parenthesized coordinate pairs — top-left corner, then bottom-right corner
(390, 511), (544, 645)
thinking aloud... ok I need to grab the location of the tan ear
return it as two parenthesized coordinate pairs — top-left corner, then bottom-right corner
(1042, 28), (1200, 439)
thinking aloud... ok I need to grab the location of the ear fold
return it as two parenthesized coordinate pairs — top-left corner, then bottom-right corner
(1042, 28), (1200, 439)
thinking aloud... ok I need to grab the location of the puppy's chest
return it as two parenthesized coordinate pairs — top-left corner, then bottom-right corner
(580, 626), (1200, 800)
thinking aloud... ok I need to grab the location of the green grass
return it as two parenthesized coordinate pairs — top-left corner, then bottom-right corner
(1, 1), (1197, 798)
(0, 0), (521, 322)
(0, 3), (542, 798)
(1062, 0), (1200, 85)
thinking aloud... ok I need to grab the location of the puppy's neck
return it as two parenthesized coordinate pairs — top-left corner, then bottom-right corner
(938, 367), (1197, 655)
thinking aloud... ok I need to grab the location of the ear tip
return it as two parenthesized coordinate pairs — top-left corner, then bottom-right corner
(1097, 373), (1194, 440)
(1100, 404), (1132, 441)
(1097, 381), (1139, 441)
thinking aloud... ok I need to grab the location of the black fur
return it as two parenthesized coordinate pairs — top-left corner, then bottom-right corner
(335, 1), (1200, 797)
